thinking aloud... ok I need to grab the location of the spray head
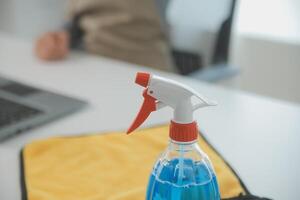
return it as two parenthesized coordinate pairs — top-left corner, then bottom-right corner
(127, 72), (217, 140)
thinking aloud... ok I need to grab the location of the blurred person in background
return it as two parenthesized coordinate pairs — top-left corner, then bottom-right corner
(35, 0), (174, 72)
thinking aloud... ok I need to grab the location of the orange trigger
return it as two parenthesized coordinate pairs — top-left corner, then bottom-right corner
(127, 89), (156, 134)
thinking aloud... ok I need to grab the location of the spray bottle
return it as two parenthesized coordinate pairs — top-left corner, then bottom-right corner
(127, 72), (220, 200)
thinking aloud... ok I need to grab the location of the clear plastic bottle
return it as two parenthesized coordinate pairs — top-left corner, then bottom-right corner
(126, 72), (220, 200)
(146, 139), (220, 200)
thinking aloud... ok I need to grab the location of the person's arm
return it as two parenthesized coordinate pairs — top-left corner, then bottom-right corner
(35, 1), (84, 61)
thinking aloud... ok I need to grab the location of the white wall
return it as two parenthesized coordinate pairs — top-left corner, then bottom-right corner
(230, 37), (300, 103)
(229, 0), (300, 103)
(0, 1), (14, 33)
(0, 0), (67, 39)
(234, 0), (300, 45)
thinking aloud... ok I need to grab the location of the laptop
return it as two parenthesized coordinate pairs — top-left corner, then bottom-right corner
(0, 75), (87, 141)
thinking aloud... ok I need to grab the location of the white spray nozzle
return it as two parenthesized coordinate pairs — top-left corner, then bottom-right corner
(127, 72), (217, 134)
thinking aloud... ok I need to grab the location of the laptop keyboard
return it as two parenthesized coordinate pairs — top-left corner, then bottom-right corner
(0, 97), (42, 128)
(1, 82), (39, 96)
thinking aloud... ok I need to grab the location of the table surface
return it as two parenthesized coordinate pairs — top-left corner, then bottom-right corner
(0, 33), (300, 200)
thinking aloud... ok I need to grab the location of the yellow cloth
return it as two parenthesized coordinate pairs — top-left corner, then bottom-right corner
(22, 125), (245, 200)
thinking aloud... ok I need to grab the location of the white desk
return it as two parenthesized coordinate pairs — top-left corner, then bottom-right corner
(0, 33), (300, 200)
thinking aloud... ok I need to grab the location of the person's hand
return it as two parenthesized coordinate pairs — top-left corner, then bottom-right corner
(35, 31), (70, 61)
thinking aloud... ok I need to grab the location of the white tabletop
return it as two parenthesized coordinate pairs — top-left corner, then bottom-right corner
(0, 33), (300, 200)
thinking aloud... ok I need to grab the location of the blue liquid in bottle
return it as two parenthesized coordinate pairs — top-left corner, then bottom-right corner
(146, 157), (220, 200)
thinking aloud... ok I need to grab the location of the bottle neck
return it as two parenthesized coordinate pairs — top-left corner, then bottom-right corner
(168, 139), (198, 151)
